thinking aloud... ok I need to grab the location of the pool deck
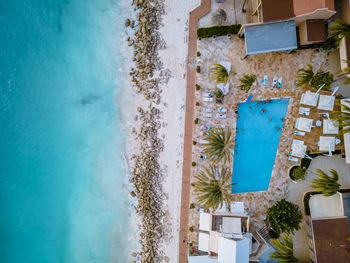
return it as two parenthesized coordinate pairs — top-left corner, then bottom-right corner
(187, 35), (334, 247)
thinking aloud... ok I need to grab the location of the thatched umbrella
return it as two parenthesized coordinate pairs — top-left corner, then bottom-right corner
(212, 9), (227, 25)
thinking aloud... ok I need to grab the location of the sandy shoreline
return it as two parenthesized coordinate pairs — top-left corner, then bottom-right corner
(120, 0), (200, 261)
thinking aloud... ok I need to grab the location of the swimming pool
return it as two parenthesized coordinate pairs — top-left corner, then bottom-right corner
(232, 98), (290, 193)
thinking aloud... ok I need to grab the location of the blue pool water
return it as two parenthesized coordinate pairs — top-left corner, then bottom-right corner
(232, 98), (290, 193)
(0, 1), (135, 262)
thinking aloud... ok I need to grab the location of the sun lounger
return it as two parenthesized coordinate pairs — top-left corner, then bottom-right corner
(203, 113), (212, 118)
(199, 139), (209, 144)
(216, 113), (226, 118)
(277, 77), (282, 88)
(263, 75), (268, 85)
(294, 131), (305, 136)
(289, 156), (299, 162)
(203, 92), (213, 98)
(204, 108), (212, 113)
(299, 107), (310, 116)
(203, 97), (213, 102)
(218, 108), (227, 113)
(272, 76), (277, 88)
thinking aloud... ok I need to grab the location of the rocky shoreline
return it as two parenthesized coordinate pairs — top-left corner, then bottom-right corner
(126, 0), (169, 262)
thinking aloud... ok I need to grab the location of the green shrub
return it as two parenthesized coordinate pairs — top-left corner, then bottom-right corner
(196, 84), (201, 90)
(213, 88), (224, 99)
(291, 166), (307, 181)
(192, 162), (196, 167)
(190, 203), (195, 209)
(195, 102), (200, 106)
(193, 141), (197, 145)
(196, 66), (200, 73)
(197, 24), (241, 38)
(268, 228), (279, 239)
(197, 51), (201, 57)
(189, 226), (194, 232)
(267, 199), (303, 234)
(194, 118), (199, 124)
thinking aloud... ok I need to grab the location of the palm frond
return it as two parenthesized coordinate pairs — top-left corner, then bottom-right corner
(210, 64), (230, 83)
(203, 128), (234, 163)
(238, 74), (256, 93)
(328, 19), (350, 45)
(192, 164), (235, 211)
(269, 235), (298, 263)
(331, 100), (350, 134)
(295, 64), (314, 88)
(311, 169), (341, 196)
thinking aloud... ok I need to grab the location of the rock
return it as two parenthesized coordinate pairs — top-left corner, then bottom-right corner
(125, 18), (131, 27)
(130, 191), (136, 197)
(131, 252), (137, 257)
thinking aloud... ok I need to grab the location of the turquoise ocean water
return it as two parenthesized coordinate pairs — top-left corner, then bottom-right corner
(0, 0), (134, 262)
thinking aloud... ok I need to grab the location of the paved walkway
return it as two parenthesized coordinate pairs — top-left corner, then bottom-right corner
(178, 1), (211, 262)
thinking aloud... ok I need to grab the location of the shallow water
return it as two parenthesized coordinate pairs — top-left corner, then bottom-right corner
(0, 0), (135, 262)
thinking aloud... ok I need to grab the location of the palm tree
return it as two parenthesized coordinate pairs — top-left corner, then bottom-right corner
(269, 235), (298, 263)
(192, 164), (234, 211)
(213, 88), (225, 99)
(295, 64), (333, 90)
(238, 74), (256, 93)
(295, 64), (314, 88)
(328, 19), (350, 45)
(210, 64), (234, 83)
(311, 169), (341, 196)
(203, 128), (234, 163)
(331, 100), (350, 134)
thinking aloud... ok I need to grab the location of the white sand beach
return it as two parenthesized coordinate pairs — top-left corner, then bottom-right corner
(121, 0), (200, 261)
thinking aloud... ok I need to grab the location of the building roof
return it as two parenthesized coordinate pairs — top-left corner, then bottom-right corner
(294, 0), (335, 16)
(244, 21), (297, 55)
(309, 193), (344, 219)
(218, 237), (250, 263)
(261, 0), (295, 22)
(312, 217), (350, 263)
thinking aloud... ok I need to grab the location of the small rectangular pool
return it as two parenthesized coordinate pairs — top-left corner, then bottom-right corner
(232, 98), (290, 193)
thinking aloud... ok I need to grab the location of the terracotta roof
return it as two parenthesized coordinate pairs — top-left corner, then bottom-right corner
(293, 0), (335, 16)
(312, 217), (350, 263)
(261, 0), (295, 22)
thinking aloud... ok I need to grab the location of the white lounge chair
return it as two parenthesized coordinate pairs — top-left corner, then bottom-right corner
(299, 107), (310, 116)
(263, 75), (268, 85)
(218, 124), (226, 129)
(203, 113), (212, 118)
(199, 139), (209, 144)
(295, 117), (313, 132)
(272, 76), (277, 88)
(277, 77), (282, 88)
(216, 113), (226, 118)
(218, 108), (227, 113)
(203, 92), (213, 98)
(203, 97), (213, 102)
(294, 130), (305, 136)
(204, 108), (212, 113)
(289, 156), (299, 162)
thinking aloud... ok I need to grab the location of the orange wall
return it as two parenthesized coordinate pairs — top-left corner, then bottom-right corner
(293, 0), (335, 16)
(341, 0), (350, 22)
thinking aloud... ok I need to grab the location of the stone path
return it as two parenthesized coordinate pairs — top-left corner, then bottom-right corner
(178, 1), (211, 262)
